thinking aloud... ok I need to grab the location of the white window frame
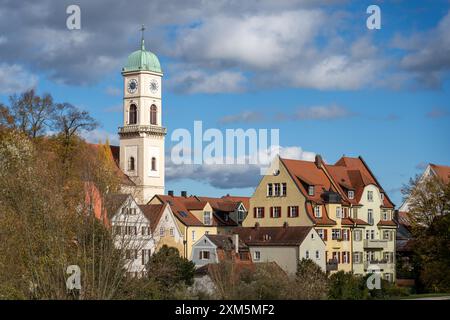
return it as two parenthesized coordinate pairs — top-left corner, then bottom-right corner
(256, 207), (264, 219)
(368, 209), (374, 225)
(348, 190), (354, 199)
(267, 183), (273, 197)
(288, 206), (298, 218)
(254, 251), (261, 261)
(336, 207), (342, 219)
(317, 229), (324, 240)
(204, 211), (212, 226)
(305, 250), (309, 259)
(200, 250), (210, 260)
(367, 191), (374, 202)
(159, 227), (165, 237)
(282, 183), (287, 196)
(272, 206), (281, 218)
(274, 183), (281, 196)
(314, 206), (322, 218)
(308, 186), (315, 196)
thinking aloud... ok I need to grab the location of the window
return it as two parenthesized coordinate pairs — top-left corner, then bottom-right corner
(192, 230), (196, 241)
(367, 191), (374, 202)
(125, 226), (137, 235)
(267, 184), (273, 197)
(288, 206), (299, 218)
(141, 226), (151, 236)
(255, 207), (264, 218)
(354, 230), (362, 241)
(159, 227), (165, 237)
(315, 250), (320, 259)
(342, 229), (350, 241)
(129, 104), (137, 124)
(366, 251), (375, 262)
(384, 273), (393, 282)
(271, 206), (281, 218)
(254, 251), (261, 261)
(353, 252), (362, 264)
(128, 157), (135, 171)
(199, 250), (210, 260)
(305, 250), (309, 259)
(126, 249), (138, 260)
(368, 209), (374, 225)
(141, 249), (151, 265)
(274, 183), (280, 196)
(314, 206), (322, 218)
(382, 210), (389, 221)
(114, 225), (122, 235)
(332, 251), (339, 263)
(282, 183), (287, 196)
(336, 207), (342, 219)
(308, 185), (315, 196)
(383, 230), (392, 241)
(380, 193), (384, 200)
(342, 252), (350, 264)
(170, 228), (174, 236)
(238, 208), (245, 221)
(348, 190), (354, 199)
(150, 104), (157, 125)
(204, 211), (212, 225)
(311, 233), (314, 239)
(151, 157), (156, 171)
(317, 229), (325, 240)
(332, 229), (341, 240)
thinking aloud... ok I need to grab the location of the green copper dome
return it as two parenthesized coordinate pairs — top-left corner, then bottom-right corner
(123, 39), (162, 73)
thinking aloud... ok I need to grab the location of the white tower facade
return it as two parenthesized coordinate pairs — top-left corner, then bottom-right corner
(119, 30), (166, 204)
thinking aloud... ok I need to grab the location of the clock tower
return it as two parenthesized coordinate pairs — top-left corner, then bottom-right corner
(119, 26), (166, 204)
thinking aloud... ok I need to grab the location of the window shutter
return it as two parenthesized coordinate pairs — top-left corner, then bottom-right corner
(278, 207), (282, 218)
(253, 207), (257, 218)
(270, 207), (273, 218)
(262, 207), (265, 218)
(324, 229), (328, 241)
(199, 251), (202, 260)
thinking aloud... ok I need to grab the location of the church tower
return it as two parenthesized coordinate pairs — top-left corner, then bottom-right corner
(119, 26), (166, 204)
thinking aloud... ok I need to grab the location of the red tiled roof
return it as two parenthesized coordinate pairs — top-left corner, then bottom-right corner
(328, 156), (395, 208)
(377, 220), (397, 227)
(221, 195), (251, 210)
(155, 195), (204, 226)
(305, 202), (336, 225)
(280, 157), (338, 204)
(397, 211), (412, 227)
(139, 203), (166, 232)
(430, 163), (450, 184)
(234, 226), (314, 246)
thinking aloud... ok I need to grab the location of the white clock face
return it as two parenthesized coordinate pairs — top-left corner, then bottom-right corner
(127, 79), (138, 94)
(149, 79), (159, 94)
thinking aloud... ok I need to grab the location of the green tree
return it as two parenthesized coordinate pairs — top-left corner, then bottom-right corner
(328, 271), (369, 300)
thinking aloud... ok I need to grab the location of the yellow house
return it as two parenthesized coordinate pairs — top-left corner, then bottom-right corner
(244, 155), (397, 279)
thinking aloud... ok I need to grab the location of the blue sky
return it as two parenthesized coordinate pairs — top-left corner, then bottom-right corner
(0, 0), (449, 205)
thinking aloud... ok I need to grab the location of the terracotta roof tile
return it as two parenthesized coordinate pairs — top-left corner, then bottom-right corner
(430, 163), (450, 184)
(234, 226), (314, 246)
(139, 204), (166, 232)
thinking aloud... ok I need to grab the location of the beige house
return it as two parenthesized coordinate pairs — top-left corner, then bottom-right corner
(234, 225), (326, 274)
(244, 154), (397, 281)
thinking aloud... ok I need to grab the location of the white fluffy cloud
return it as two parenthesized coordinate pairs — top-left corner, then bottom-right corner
(166, 145), (315, 189)
(0, 63), (38, 94)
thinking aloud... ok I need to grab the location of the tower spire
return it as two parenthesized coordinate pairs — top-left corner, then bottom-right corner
(140, 24), (145, 50)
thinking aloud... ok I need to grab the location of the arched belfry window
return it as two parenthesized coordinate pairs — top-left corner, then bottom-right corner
(150, 105), (157, 125)
(129, 104), (137, 125)
(151, 157), (156, 171)
(128, 157), (135, 171)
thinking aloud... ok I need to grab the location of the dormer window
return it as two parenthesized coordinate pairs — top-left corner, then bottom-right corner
(348, 190), (354, 199)
(380, 193), (384, 200)
(204, 211), (212, 225)
(150, 104), (157, 125)
(308, 186), (315, 196)
(314, 206), (322, 218)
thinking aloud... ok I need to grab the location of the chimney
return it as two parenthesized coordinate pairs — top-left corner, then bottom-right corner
(233, 234), (239, 254)
(315, 154), (323, 168)
(181, 191), (187, 197)
(168, 190), (174, 197)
